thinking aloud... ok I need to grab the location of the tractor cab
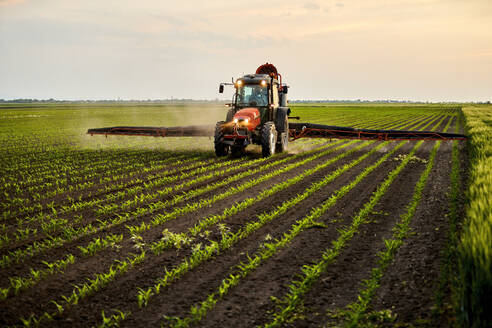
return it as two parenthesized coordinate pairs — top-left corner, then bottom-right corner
(233, 74), (279, 124)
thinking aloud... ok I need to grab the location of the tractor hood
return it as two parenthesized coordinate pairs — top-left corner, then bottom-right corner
(233, 107), (261, 131)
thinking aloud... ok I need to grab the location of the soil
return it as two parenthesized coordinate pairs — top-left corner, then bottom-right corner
(0, 114), (466, 328)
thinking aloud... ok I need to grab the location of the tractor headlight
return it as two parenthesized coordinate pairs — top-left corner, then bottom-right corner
(244, 118), (249, 124)
(261, 80), (267, 86)
(233, 118), (238, 124)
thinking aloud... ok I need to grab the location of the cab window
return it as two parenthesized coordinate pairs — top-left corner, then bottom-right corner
(237, 84), (268, 107)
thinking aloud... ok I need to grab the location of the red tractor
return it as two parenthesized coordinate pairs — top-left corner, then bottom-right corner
(215, 63), (290, 157)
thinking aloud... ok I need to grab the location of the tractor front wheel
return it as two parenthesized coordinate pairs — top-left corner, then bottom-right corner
(214, 121), (229, 157)
(261, 122), (277, 157)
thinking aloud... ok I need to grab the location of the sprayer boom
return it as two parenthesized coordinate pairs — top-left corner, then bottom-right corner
(87, 123), (466, 141)
(87, 125), (214, 137)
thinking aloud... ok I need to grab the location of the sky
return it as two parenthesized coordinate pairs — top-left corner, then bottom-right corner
(0, 0), (491, 102)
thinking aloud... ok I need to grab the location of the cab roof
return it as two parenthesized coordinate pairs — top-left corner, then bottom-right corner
(239, 74), (278, 84)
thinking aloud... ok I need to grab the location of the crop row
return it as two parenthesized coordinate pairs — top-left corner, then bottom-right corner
(458, 106), (492, 327)
(434, 114), (462, 317)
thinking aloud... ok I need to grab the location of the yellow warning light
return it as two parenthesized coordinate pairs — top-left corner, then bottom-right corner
(244, 118), (249, 124)
(236, 80), (243, 86)
(261, 80), (267, 86)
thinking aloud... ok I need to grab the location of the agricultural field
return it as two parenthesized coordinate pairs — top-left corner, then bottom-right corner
(0, 102), (484, 327)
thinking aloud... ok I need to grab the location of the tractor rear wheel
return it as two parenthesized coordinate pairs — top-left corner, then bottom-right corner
(261, 122), (277, 157)
(275, 108), (289, 153)
(214, 121), (229, 157)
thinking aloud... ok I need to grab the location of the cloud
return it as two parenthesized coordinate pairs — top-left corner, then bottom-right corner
(0, 0), (491, 101)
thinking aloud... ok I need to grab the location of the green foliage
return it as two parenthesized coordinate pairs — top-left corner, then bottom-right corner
(459, 106), (492, 327)
(78, 234), (123, 257)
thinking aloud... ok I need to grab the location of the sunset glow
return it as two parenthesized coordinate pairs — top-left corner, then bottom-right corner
(1, 0), (491, 101)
